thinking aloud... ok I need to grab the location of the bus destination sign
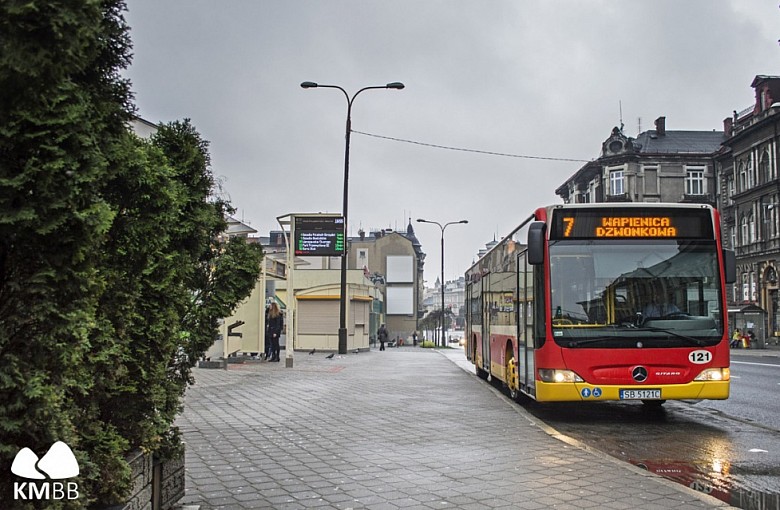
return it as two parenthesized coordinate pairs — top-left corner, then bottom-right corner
(294, 216), (345, 256)
(550, 208), (713, 240)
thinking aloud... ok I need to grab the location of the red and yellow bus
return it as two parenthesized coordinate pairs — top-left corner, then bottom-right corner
(465, 203), (736, 405)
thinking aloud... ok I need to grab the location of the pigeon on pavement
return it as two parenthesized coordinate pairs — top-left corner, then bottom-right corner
(325, 353), (335, 359)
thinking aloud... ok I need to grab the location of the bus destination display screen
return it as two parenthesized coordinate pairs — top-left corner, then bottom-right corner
(294, 216), (345, 256)
(550, 207), (714, 240)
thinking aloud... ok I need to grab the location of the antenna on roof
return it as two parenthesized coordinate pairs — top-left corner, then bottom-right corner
(638, 117), (641, 135)
(619, 100), (624, 132)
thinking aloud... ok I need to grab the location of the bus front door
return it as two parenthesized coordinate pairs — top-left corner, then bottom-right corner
(481, 278), (491, 375)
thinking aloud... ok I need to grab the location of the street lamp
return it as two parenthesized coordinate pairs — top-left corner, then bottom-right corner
(417, 219), (468, 347)
(302, 81), (404, 354)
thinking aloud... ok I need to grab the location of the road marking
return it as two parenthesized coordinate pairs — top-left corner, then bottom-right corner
(731, 360), (780, 368)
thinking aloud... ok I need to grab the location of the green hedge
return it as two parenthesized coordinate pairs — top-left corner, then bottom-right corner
(0, 2), (262, 506)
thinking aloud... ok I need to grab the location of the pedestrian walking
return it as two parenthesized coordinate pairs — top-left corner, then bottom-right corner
(413, 331), (418, 347)
(378, 324), (388, 351)
(267, 303), (283, 362)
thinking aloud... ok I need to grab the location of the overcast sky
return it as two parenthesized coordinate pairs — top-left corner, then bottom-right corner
(124, 1), (779, 285)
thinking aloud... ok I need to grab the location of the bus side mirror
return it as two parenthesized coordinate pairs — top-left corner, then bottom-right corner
(528, 222), (546, 265)
(723, 249), (736, 284)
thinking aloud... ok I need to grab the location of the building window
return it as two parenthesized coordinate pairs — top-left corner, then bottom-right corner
(727, 176), (735, 204)
(740, 215), (748, 246)
(750, 272), (757, 301)
(588, 179), (598, 203)
(609, 169), (624, 195)
(685, 167), (705, 195)
(759, 149), (770, 184)
(748, 156), (756, 188)
(749, 213), (756, 244)
(739, 160), (747, 192)
(643, 165), (658, 195)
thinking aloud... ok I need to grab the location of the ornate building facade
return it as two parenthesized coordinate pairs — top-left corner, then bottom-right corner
(556, 117), (724, 206)
(717, 75), (780, 340)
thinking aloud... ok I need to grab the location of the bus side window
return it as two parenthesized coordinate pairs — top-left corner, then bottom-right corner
(533, 260), (545, 347)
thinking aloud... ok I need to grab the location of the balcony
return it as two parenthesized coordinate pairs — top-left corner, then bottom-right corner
(605, 193), (631, 203)
(732, 104), (780, 136)
(735, 237), (780, 258)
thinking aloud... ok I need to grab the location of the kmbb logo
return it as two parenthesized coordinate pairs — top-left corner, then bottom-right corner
(11, 441), (79, 501)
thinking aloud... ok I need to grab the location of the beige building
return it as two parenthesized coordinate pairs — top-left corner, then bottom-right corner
(293, 270), (383, 352)
(209, 217), (271, 360)
(215, 218), (426, 358)
(349, 222), (426, 343)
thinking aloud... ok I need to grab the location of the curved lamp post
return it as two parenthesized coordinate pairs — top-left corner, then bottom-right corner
(416, 219), (468, 347)
(301, 81), (404, 354)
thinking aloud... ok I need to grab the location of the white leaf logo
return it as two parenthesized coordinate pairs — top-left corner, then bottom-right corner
(11, 441), (79, 479)
(38, 441), (79, 479)
(11, 448), (45, 479)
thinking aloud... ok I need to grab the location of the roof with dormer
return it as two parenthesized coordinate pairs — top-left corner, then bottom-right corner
(633, 130), (725, 155)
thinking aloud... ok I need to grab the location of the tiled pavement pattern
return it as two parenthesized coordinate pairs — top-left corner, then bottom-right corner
(176, 348), (732, 509)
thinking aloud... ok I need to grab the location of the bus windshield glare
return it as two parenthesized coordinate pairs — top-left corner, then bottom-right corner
(549, 239), (723, 348)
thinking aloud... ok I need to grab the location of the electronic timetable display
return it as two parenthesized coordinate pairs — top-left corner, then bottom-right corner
(550, 207), (714, 240)
(294, 216), (345, 256)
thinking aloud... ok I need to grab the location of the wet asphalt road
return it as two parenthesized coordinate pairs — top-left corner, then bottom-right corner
(700, 353), (780, 432)
(445, 344), (780, 508)
(498, 351), (780, 509)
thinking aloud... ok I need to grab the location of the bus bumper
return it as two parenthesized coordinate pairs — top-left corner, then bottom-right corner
(534, 380), (730, 402)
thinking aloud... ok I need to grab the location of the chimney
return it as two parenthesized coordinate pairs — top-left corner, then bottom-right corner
(654, 116), (666, 136)
(723, 117), (733, 136)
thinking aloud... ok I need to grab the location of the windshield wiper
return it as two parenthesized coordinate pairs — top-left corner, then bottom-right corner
(562, 328), (709, 348)
(640, 327), (707, 346)
(564, 337), (616, 347)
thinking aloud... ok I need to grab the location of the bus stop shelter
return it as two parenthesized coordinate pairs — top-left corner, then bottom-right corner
(729, 304), (767, 348)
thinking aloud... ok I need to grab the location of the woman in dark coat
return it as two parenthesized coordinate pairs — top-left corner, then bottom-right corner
(267, 303), (284, 362)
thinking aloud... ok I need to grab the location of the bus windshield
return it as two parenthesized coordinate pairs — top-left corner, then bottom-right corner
(548, 239), (724, 348)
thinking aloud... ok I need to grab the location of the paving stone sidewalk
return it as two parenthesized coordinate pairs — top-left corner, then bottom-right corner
(176, 348), (733, 509)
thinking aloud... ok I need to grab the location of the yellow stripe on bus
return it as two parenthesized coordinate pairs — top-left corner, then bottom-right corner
(534, 381), (729, 402)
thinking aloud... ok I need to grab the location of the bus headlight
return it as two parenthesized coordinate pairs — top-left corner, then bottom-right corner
(538, 369), (584, 383)
(694, 367), (730, 381)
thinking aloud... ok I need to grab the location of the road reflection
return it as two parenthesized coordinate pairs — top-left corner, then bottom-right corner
(630, 457), (731, 503)
(521, 400), (780, 510)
